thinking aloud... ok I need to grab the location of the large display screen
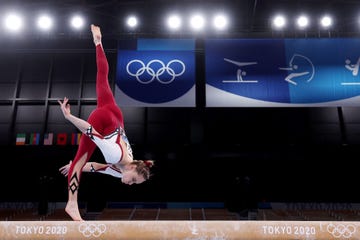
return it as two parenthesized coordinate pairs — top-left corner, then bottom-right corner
(205, 38), (360, 107)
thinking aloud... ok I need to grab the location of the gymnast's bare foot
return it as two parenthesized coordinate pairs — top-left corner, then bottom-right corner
(65, 201), (84, 221)
(91, 24), (102, 46)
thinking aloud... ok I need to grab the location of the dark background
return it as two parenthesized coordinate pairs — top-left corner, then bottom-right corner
(1, 0), (360, 211)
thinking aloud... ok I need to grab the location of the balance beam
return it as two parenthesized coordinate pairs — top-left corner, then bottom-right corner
(0, 220), (358, 239)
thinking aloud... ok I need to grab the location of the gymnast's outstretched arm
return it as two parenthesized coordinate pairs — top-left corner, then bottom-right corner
(59, 161), (107, 176)
(58, 97), (101, 135)
(60, 160), (122, 178)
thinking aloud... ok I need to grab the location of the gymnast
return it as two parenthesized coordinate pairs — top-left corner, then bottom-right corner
(58, 24), (154, 221)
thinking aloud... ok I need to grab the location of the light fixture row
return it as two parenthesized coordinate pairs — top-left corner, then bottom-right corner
(272, 14), (335, 30)
(2, 11), (230, 34)
(1, 11), (352, 35)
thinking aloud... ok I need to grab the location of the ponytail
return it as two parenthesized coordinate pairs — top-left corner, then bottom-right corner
(132, 160), (154, 180)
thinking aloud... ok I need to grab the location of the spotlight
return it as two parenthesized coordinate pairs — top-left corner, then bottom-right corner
(126, 15), (138, 28)
(37, 14), (53, 31)
(166, 14), (182, 30)
(189, 13), (205, 31)
(272, 14), (286, 29)
(4, 12), (23, 33)
(320, 15), (332, 28)
(70, 15), (85, 30)
(296, 15), (309, 29)
(213, 14), (228, 31)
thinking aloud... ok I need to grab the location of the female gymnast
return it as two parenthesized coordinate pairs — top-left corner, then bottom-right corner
(58, 24), (154, 221)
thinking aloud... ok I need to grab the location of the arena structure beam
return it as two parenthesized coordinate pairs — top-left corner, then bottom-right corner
(0, 220), (358, 239)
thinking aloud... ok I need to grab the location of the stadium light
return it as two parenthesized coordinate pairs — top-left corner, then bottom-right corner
(296, 15), (309, 29)
(166, 14), (182, 31)
(37, 14), (53, 31)
(320, 15), (333, 28)
(272, 14), (286, 30)
(70, 15), (85, 30)
(189, 13), (205, 31)
(4, 12), (24, 33)
(213, 14), (229, 31)
(126, 15), (138, 29)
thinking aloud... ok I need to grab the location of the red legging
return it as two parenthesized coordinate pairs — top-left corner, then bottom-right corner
(67, 45), (124, 184)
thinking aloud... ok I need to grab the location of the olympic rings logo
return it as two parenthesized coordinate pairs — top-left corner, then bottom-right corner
(78, 223), (106, 238)
(326, 223), (356, 238)
(126, 59), (186, 84)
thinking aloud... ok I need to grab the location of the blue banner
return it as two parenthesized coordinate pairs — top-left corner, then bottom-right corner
(205, 38), (360, 107)
(115, 39), (196, 107)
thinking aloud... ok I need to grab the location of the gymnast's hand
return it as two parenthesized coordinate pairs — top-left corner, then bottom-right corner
(58, 97), (71, 119)
(59, 160), (72, 177)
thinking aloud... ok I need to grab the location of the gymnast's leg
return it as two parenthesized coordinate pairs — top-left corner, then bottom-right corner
(92, 24), (116, 108)
(92, 24), (124, 129)
(65, 110), (112, 221)
(65, 136), (96, 221)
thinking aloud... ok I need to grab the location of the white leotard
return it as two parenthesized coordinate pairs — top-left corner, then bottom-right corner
(86, 126), (133, 164)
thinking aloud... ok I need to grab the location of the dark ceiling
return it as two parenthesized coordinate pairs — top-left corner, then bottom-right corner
(1, 0), (360, 37)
